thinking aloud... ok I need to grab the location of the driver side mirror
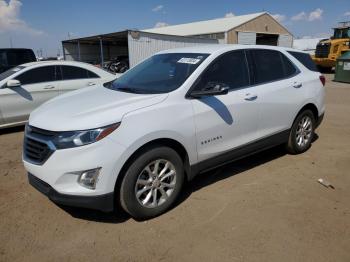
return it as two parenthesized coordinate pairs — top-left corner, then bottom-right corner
(189, 82), (229, 98)
(6, 79), (21, 88)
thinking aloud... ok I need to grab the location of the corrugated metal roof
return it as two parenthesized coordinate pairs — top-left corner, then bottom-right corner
(144, 12), (266, 36)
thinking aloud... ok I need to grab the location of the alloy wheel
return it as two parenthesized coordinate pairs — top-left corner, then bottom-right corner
(295, 115), (313, 147)
(134, 159), (177, 208)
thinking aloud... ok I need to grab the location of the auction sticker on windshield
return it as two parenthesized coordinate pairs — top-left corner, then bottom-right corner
(177, 58), (201, 64)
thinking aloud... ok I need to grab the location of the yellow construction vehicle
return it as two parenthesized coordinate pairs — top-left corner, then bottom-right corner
(312, 21), (350, 72)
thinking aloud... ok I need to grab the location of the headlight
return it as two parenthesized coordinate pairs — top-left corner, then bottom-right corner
(53, 123), (120, 149)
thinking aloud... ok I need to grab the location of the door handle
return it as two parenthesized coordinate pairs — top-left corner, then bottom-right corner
(244, 94), (258, 101)
(87, 82), (96, 86)
(43, 85), (55, 90)
(293, 82), (302, 88)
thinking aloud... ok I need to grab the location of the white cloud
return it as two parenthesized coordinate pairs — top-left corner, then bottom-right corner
(291, 8), (323, 22)
(154, 22), (169, 28)
(300, 32), (330, 39)
(291, 11), (307, 21)
(344, 11), (350, 16)
(0, 0), (43, 35)
(314, 32), (330, 38)
(308, 8), (323, 21)
(271, 14), (286, 23)
(224, 12), (235, 18)
(152, 5), (163, 12)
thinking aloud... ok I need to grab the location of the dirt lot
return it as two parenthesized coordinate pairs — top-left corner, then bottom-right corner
(1, 74), (350, 262)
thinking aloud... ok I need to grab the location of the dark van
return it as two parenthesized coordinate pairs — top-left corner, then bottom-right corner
(0, 48), (36, 73)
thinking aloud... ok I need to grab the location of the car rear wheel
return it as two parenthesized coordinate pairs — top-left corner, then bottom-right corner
(120, 146), (184, 220)
(286, 110), (315, 154)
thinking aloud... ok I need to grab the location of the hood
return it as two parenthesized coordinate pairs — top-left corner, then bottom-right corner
(29, 85), (168, 131)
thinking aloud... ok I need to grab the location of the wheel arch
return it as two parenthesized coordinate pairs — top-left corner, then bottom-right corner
(113, 138), (191, 205)
(294, 103), (319, 124)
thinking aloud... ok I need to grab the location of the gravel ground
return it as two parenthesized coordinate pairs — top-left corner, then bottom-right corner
(0, 74), (349, 262)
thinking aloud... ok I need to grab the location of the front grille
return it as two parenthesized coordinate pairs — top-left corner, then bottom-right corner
(315, 43), (330, 58)
(24, 126), (57, 165)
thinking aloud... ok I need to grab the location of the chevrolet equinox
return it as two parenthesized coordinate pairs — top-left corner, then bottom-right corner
(23, 45), (325, 219)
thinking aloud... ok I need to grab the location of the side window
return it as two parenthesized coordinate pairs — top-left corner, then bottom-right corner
(87, 70), (100, 79)
(251, 49), (285, 84)
(61, 66), (89, 80)
(281, 53), (298, 77)
(288, 51), (318, 72)
(194, 50), (250, 91)
(15, 66), (56, 85)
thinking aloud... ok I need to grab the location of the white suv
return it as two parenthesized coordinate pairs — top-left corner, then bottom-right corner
(23, 45), (325, 219)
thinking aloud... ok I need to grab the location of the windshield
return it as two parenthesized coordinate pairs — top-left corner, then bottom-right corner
(109, 53), (209, 94)
(333, 28), (350, 39)
(0, 66), (25, 81)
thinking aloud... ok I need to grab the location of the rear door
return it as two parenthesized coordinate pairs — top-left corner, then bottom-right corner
(0, 65), (59, 124)
(59, 65), (101, 94)
(190, 50), (260, 162)
(247, 49), (303, 137)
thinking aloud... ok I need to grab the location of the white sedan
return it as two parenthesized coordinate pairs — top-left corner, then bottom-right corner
(0, 61), (116, 129)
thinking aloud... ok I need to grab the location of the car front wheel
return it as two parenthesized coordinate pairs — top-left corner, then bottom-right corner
(119, 146), (184, 220)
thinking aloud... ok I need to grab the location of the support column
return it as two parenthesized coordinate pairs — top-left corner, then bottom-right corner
(62, 43), (66, 60)
(99, 37), (104, 66)
(77, 40), (81, 61)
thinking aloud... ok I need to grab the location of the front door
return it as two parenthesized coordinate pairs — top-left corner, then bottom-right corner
(190, 50), (260, 163)
(0, 65), (59, 124)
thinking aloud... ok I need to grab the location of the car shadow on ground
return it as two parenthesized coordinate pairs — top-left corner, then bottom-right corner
(0, 125), (25, 135)
(53, 134), (319, 223)
(60, 145), (289, 223)
(59, 205), (130, 223)
(176, 145), (287, 206)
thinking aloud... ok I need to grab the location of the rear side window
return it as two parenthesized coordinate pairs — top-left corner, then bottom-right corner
(87, 70), (99, 78)
(0, 50), (36, 67)
(288, 51), (318, 72)
(7, 50), (36, 65)
(194, 50), (250, 91)
(250, 49), (297, 85)
(15, 66), (56, 85)
(281, 54), (298, 77)
(61, 65), (99, 80)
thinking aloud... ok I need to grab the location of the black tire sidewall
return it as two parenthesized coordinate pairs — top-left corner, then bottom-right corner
(120, 146), (184, 220)
(289, 110), (315, 154)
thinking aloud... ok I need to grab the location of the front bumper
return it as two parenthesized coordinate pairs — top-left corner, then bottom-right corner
(28, 173), (114, 212)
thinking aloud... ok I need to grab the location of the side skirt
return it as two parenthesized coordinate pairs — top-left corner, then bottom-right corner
(188, 130), (290, 180)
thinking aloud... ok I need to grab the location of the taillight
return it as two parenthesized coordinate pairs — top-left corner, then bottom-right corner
(319, 75), (326, 86)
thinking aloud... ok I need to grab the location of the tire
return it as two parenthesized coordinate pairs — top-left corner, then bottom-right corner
(286, 110), (316, 154)
(120, 146), (184, 220)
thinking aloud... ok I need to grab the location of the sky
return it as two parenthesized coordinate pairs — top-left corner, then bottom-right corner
(0, 0), (349, 56)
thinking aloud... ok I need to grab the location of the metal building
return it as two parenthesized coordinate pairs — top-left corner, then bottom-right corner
(145, 12), (293, 47)
(62, 30), (218, 67)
